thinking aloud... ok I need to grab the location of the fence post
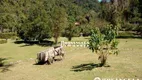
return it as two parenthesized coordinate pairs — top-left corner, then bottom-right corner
(61, 41), (64, 46)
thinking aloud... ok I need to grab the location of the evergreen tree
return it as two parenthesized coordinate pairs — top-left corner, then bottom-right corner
(49, 6), (67, 43)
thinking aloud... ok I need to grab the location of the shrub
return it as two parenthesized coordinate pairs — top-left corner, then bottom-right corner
(0, 40), (7, 44)
(117, 31), (136, 38)
(135, 25), (142, 36)
(89, 25), (119, 67)
(0, 33), (17, 39)
(121, 22), (137, 31)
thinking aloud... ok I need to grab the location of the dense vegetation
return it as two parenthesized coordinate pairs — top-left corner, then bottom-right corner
(0, 0), (142, 43)
(0, 1), (142, 78)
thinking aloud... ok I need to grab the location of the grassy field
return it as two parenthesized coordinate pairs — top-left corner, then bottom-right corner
(0, 37), (142, 80)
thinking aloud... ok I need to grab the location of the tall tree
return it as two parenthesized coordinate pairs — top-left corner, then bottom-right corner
(49, 6), (67, 43)
(0, 0), (18, 32)
(17, 0), (51, 41)
(99, 0), (130, 27)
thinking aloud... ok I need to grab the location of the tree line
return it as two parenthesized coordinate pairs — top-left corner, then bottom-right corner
(0, 0), (142, 43)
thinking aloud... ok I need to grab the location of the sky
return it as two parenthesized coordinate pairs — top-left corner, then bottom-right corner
(98, 0), (110, 2)
(98, 0), (102, 2)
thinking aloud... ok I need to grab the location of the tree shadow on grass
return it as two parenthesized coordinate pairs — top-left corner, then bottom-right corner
(116, 36), (142, 39)
(71, 63), (101, 72)
(14, 40), (54, 47)
(0, 58), (14, 73)
(71, 63), (111, 72)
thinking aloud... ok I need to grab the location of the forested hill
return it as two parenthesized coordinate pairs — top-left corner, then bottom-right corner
(0, 0), (142, 42)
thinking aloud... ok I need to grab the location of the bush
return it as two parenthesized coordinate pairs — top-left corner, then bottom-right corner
(121, 22), (137, 31)
(117, 31), (136, 38)
(0, 33), (17, 39)
(0, 39), (7, 44)
(135, 25), (142, 36)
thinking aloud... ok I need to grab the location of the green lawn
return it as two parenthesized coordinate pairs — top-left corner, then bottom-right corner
(0, 37), (142, 80)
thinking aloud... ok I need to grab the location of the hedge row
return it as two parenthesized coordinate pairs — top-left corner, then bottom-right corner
(0, 33), (17, 39)
(0, 39), (7, 44)
(117, 31), (140, 38)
